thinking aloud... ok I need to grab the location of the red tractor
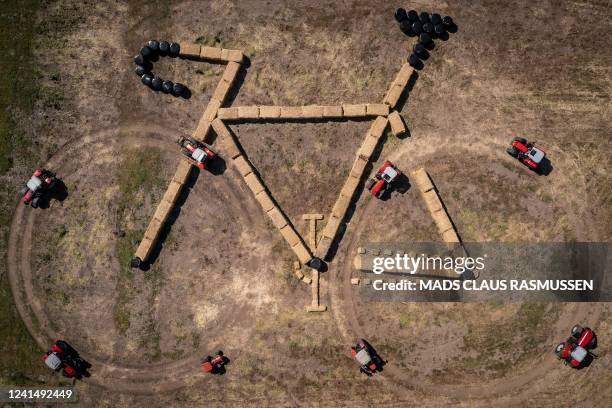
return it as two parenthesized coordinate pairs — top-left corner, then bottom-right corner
(351, 339), (383, 376)
(177, 136), (216, 169)
(506, 137), (546, 171)
(42, 340), (91, 378)
(19, 169), (58, 208)
(555, 325), (597, 368)
(201, 350), (228, 374)
(365, 161), (401, 199)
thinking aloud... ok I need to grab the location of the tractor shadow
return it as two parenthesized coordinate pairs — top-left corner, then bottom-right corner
(536, 157), (553, 176)
(38, 179), (68, 209)
(362, 339), (387, 373)
(378, 173), (411, 201)
(61, 341), (92, 379)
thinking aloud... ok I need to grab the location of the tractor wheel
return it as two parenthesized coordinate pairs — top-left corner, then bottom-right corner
(217, 350), (224, 357)
(506, 147), (518, 157)
(31, 197), (40, 208)
(205, 355), (212, 362)
(513, 137), (527, 145)
(587, 336), (597, 349)
(169, 42), (180, 57)
(554, 342), (565, 356)
(365, 179), (375, 191)
(571, 325), (583, 338)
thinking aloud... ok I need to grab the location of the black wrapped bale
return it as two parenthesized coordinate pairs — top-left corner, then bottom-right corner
(172, 83), (186, 97)
(419, 32), (432, 44)
(151, 77), (163, 91)
(134, 53), (145, 65)
(419, 11), (430, 24)
(395, 8), (408, 22)
(399, 20), (414, 36)
(135, 66), (147, 76)
(435, 24), (446, 36)
(141, 74), (153, 86)
(408, 53), (422, 69)
(413, 43), (428, 59)
(431, 13), (442, 25)
(407, 10), (418, 21)
(140, 46), (151, 59)
(411, 21), (422, 35)
(161, 80), (173, 93)
(423, 22), (434, 34)
(442, 16), (454, 27)
(159, 41), (170, 55)
(147, 40), (159, 53)
(169, 42), (180, 56)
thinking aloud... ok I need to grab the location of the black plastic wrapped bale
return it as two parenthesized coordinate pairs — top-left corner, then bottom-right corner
(147, 40), (159, 53)
(151, 77), (163, 91)
(140, 46), (151, 59)
(419, 32), (432, 44)
(135, 66), (147, 76)
(159, 41), (170, 55)
(161, 80), (174, 94)
(134, 53), (145, 65)
(169, 42), (180, 57)
(407, 10), (418, 21)
(308, 257), (324, 271)
(141, 74), (153, 86)
(413, 43), (428, 59)
(434, 24), (446, 36)
(431, 13), (442, 25)
(399, 20), (414, 36)
(411, 21), (422, 35)
(419, 11), (430, 24)
(172, 83), (186, 97)
(423, 22), (434, 34)
(395, 8), (408, 22)
(442, 16), (454, 27)
(408, 53), (422, 68)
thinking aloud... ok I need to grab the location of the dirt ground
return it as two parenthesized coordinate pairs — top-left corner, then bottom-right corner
(1, 0), (611, 406)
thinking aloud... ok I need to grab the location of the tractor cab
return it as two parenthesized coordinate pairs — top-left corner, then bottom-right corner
(43, 352), (62, 370)
(191, 147), (207, 163)
(527, 146), (545, 164)
(380, 164), (399, 182)
(177, 136), (216, 169)
(26, 175), (43, 192)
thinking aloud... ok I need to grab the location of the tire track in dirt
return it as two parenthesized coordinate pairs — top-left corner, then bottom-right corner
(7, 124), (263, 393)
(326, 140), (600, 401)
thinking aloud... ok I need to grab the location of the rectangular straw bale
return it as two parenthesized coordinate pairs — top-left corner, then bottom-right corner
(302, 105), (324, 118)
(423, 190), (443, 213)
(200, 46), (222, 61)
(433, 212), (454, 234)
(280, 106), (303, 118)
(280, 225), (301, 248)
(388, 111), (406, 136)
(178, 42), (201, 59)
(192, 117), (212, 142)
(322, 105), (343, 118)
(238, 106), (260, 119)
(212, 80), (232, 104)
(134, 237), (154, 261)
(255, 190), (275, 212)
(164, 180), (183, 203)
(350, 156), (369, 179)
(267, 207), (288, 229)
(357, 134), (379, 160)
(341, 175), (360, 199)
(366, 103), (389, 116)
(222, 61), (241, 83)
(259, 106), (281, 119)
(153, 199), (173, 223)
(369, 116), (389, 139)
(212, 120), (242, 159)
(217, 107), (239, 119)
(292, 241), (312, 265)
(331, 195), (351, 219)
(323, 215), (342, 238)
(316, 236), (333, 258)
(173, 160), (193, 183)
(442, 229), (460, 243)
(202, 99), (221, 122)
(233, 155), (253, 177)
(395, 63), (413, 87)
(342, 104), (367, 117)
(383, 84), (403, 108)
(244, 172), (265, 195)
(221, 49), (243, 63)
(411, 168), (434, 193)
(144, 218), (163, 240)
